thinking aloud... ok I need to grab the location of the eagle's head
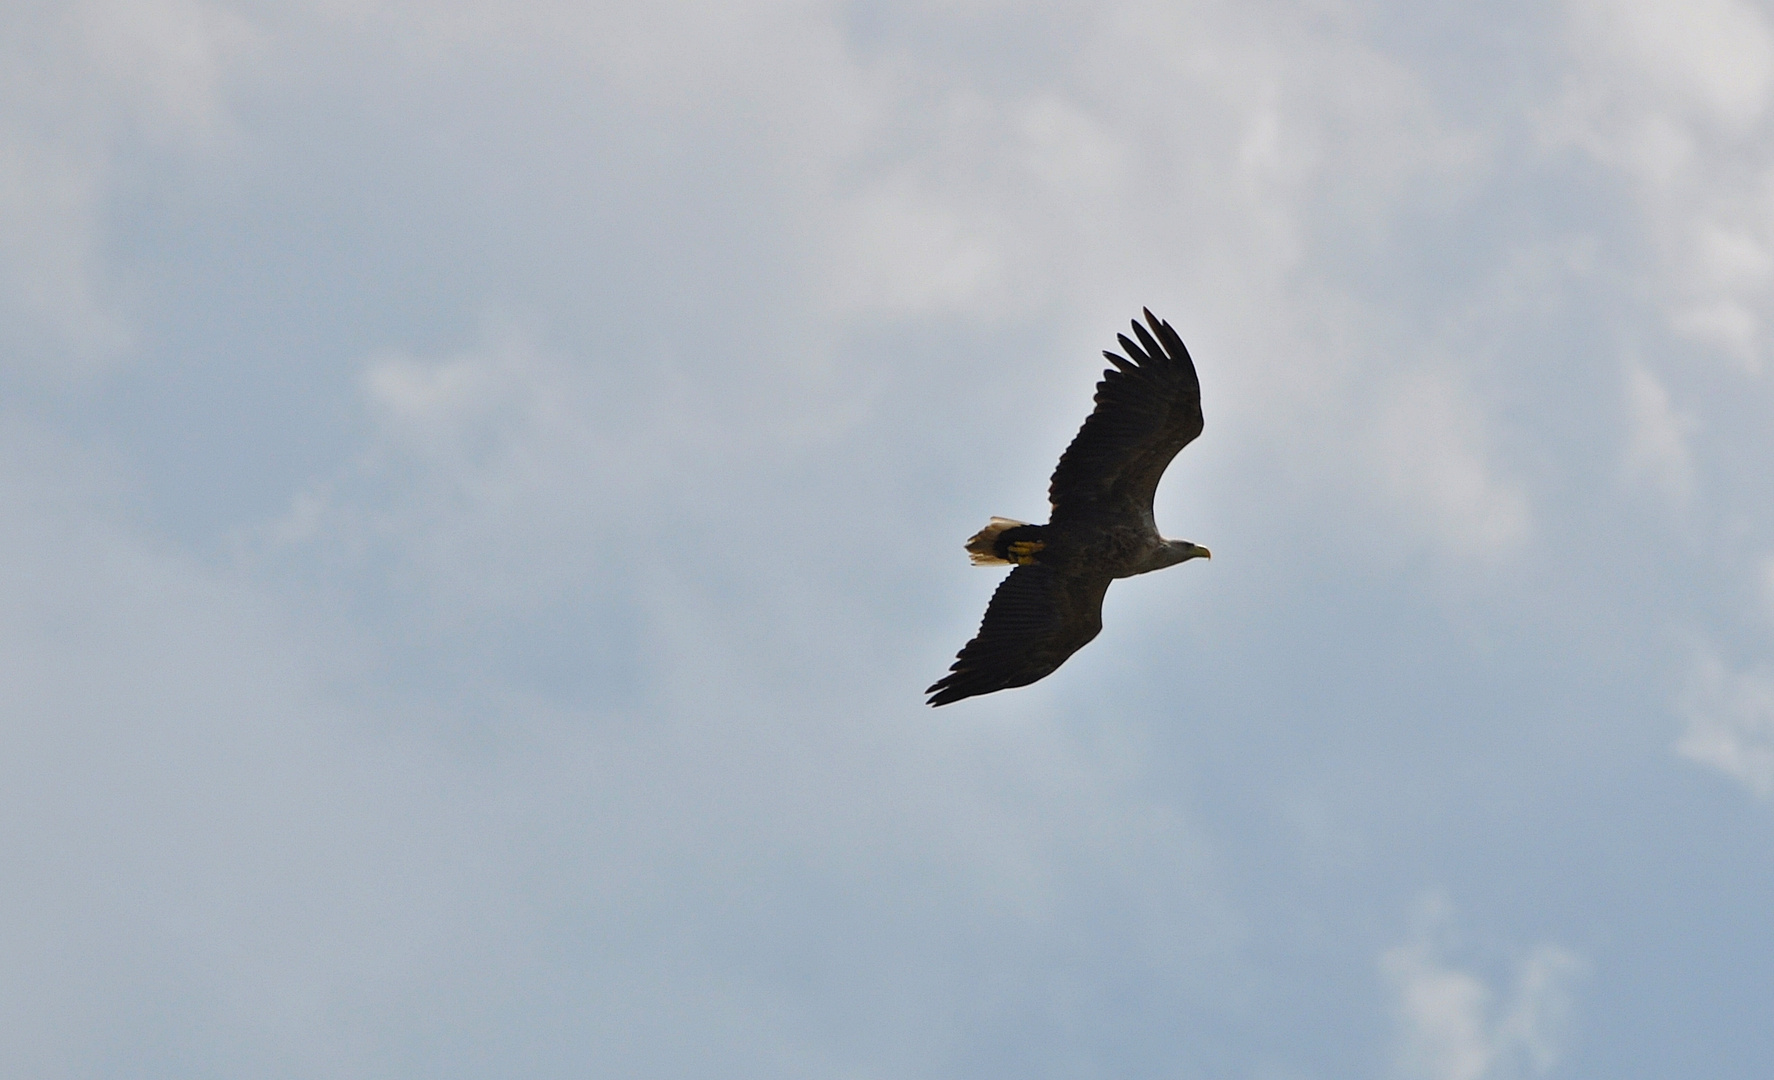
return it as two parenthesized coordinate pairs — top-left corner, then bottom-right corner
(1133, 539), (1211, 575)
(1161, 539), (1212, 567)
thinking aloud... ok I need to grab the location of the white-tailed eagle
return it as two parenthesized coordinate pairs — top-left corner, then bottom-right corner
(927, 309), (1209, 706)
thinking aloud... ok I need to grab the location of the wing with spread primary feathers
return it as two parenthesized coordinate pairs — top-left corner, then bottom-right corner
(1046, 309), (1202, 525)
(926, 565), (1113, 706)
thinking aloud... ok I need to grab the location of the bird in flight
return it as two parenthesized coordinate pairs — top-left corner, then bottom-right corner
(927, 309), (1210, 706)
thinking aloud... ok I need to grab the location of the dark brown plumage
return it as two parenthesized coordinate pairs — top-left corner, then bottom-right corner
(927, 309), (1209, 706)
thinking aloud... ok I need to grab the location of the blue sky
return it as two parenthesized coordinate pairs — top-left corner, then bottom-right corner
(6, 1), (1774, 1076)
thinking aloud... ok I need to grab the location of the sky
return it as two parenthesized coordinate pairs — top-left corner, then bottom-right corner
(5, 0), (1774, 1076)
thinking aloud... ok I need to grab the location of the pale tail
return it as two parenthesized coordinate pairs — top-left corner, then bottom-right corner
(965, 517), (1030, 565)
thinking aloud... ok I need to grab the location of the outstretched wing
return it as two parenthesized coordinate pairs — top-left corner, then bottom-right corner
(927, 565), (1113, 706)
(1047, 309), (1202, 525)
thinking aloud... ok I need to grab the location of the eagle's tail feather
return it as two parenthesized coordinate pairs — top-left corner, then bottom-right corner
(965, 518), (1048, 566)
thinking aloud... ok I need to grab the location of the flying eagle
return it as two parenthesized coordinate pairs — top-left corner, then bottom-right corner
(927, 309), (1209, 707)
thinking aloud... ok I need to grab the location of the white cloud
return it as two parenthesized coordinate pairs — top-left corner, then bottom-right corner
(826, 168), (1011, 317)
(1556, 0), (1774, 374)
(1669, 296), (1761, 362)
(253, 312), (877, 624)
(1677, 648), (1774, 797)
(76, 0), (257, 140)
(0, 132), (126, 365)
(1369, 367), (1533, 561)
(1568, 0), (1774, 129)
(1381, 901), (1583, 1080)
(0, 0), (255, 375)
(256, 330), (636, 615)
(1620, 360), (1694, 500)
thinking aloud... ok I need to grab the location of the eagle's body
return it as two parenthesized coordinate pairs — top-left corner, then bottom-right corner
(926, 309), (1209, 707)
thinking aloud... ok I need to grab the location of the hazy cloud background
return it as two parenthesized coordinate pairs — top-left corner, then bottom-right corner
(6, 1), (1774, 1076)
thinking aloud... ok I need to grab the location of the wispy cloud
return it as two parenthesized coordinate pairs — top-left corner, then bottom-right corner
(1381, 899), (1583, 1080)
(1678, 647), (1774, 797)
(1620, 359), (1695, 501)
(0, 0), (255, 374)
(1555, 0), (1774, 374)
(1370, 367), (1533, 561)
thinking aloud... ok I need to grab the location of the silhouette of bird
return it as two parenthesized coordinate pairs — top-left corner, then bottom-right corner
(927, 309), (1210, 706)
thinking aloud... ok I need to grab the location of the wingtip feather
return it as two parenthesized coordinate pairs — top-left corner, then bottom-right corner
(1115, 332), (1148, 364)
(1141, 307), (1192, 364)
(1129, 318), (1162, 361)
